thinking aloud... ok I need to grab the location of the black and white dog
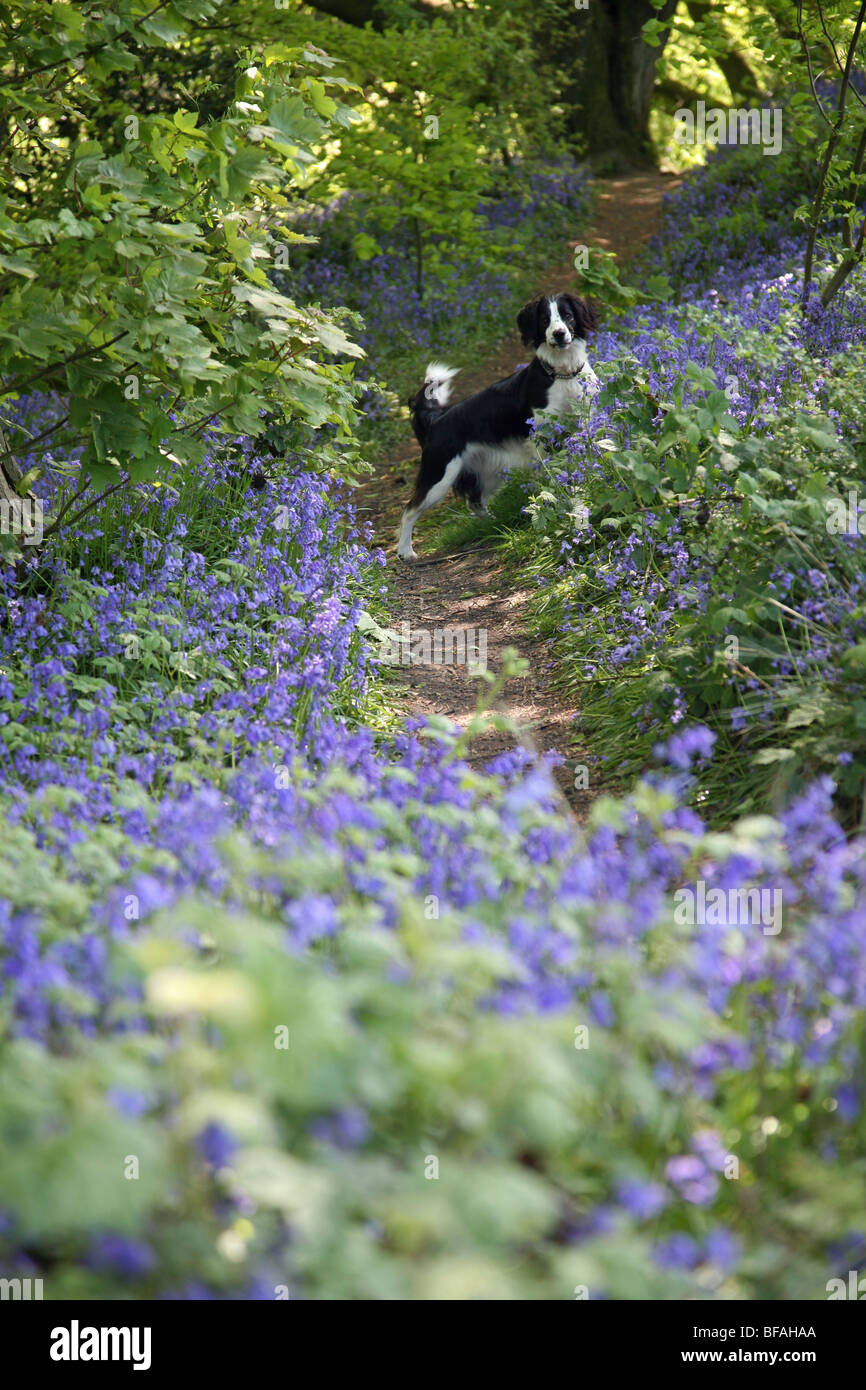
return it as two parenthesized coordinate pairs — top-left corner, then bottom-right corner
(397, 293), (598, 561)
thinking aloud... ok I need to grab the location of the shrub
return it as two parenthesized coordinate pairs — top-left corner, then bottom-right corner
(2, 727), (865, 1300)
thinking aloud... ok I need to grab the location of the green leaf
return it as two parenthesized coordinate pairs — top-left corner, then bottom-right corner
(785, 702), (825, 729)
(352, 232), (383, 262)
(753, 747), (797, 765)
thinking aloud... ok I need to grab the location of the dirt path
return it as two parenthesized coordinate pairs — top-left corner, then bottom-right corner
(357, 171), (679, 815)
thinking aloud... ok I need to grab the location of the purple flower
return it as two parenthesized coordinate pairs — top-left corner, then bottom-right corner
(704, 1228), (742, 1272)
(309, 1107), (370, 1151)
(196, 1123), (238, 1170)
(653, 726), (717, 771)
(87, 1234), (156, 1279)
(653, 1234), (702, 1270)
(617, 1179), (668, 1221)
(665, 1155), (706, 1185)
(106, 1088), (151, 1119)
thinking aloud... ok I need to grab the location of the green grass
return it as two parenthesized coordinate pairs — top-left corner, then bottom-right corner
(410, 471), (538, 558)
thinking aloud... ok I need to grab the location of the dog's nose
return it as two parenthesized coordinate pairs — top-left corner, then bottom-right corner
(553, 329), (567, 344)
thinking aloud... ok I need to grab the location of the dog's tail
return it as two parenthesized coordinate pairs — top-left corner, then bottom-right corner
(422, 361), (459, 408)
(407, 362), (459, 448)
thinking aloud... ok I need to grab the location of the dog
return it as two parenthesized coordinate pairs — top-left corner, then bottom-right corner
(397, 293), (598, 561)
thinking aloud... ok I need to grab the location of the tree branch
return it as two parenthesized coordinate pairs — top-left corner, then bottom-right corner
(800, 0), (866, 302)
(816, 0), (866, 114)
(0, 331), (126, 400)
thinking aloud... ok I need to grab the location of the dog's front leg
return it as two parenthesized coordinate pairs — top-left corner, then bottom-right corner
(397, 454), (463, 560)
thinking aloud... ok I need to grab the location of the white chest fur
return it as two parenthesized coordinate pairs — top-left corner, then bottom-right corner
(534, 339), (598, 420)
(540, 365), (599, 418)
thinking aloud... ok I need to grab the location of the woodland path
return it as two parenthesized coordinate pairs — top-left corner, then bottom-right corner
(355, 171), (680, 816)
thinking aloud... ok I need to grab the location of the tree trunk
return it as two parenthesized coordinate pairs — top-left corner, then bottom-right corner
(306, 0), (678, 168)
(0, 425), (39, 558)
(533, 0), (679, 168)
(304, 0), (412, 27)
(0, 427), (26, 505)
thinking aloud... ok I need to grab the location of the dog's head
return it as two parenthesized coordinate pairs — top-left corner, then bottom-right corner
(517, 293), (597, 350)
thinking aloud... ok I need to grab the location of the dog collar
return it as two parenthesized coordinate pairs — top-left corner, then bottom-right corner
(538, 358), (589, 381)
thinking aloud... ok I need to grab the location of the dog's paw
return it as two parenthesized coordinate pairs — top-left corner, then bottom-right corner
(396, 547), (418, 562)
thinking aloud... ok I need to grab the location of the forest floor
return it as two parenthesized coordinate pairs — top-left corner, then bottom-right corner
(355, 171), (680, 817)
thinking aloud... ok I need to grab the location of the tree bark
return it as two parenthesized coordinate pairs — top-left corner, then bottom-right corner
(305, 0), (678, 167)
(304, 0), (421, 28)
(0, 427), (26, 503)
(533, 0), (679, 168)
(0, 424), (39, 557)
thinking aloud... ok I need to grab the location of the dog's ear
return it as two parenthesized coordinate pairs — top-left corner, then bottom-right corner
(517, 296), (545, 348)
(562, 293), (597, 338)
